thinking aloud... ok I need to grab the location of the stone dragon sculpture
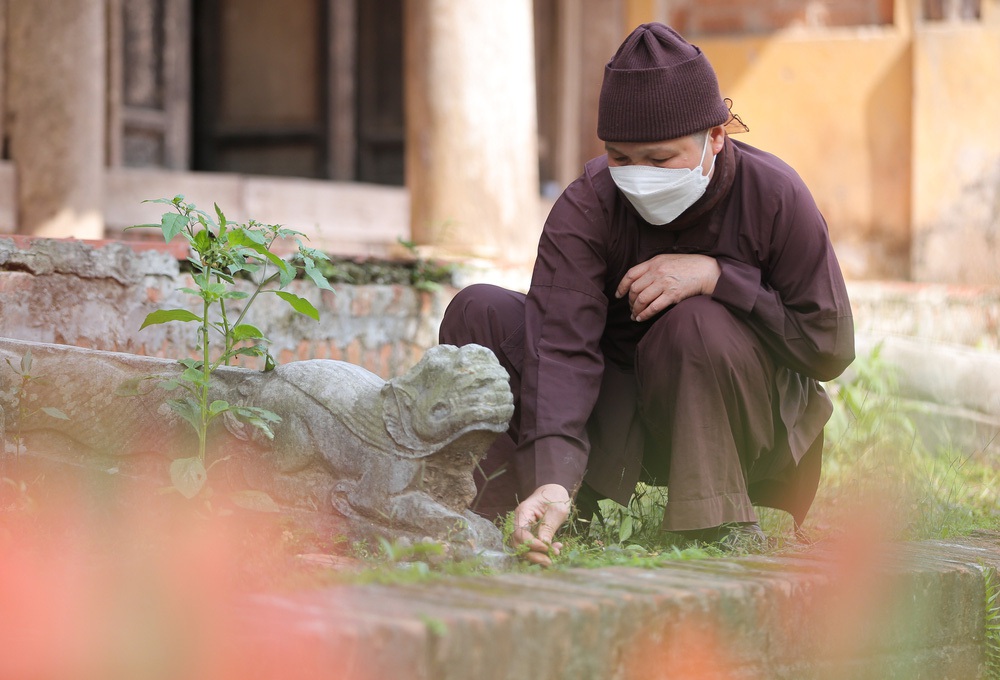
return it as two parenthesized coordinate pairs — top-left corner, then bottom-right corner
(0, 338), (514, 559)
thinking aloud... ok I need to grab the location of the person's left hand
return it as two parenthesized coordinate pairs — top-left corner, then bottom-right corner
(616, 253), (721, 322)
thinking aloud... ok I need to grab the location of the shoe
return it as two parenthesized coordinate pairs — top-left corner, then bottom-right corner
(716, 522), (767, 552)
(672, 522), (768, 553)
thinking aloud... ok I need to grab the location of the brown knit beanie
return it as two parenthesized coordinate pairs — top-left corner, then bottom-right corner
(598, 23), (730, 142)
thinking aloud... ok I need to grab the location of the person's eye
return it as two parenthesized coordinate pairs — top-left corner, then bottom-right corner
(651, 158), (668, 165)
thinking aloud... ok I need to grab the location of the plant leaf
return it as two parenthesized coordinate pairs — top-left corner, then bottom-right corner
(116, 376), (155, 397)
(215, 203), (227, 233)
(233, 227), (266, 246)
(618, 513), (634, 543)
(228, 229), (292, 278)
(273, 291), (319, 321)
(203, 282), (227, 298)
(232, 324), (265, 342)
(170, 457), (208, 499)
(156, 379), (182, 392)
(140, 309), (201, 329)
(227, 345), (266, 359)
(232, 406), (282, 423)
(161, 212), (189, 241)
(168, 397), (204, 434)
(181, 366), (206, 384)
(142, 197), (182, 207)
(303, 261), (336, 292)
(231, 405), (281, 440)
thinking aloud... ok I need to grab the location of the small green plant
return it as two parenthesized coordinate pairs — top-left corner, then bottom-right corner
(133, 196), (334, 498)
(493, 484), (728, 570)
(343, 535), (496, 584)
(819, 343), (1000, 542)
(2, 349), (69, 465)
(396, 238), (456, 293)
(1, 350), (67, 512)
(825, 342), (914, 453)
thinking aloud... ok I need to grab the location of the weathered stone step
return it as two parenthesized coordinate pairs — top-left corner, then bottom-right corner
(237, 532), (1000, 680)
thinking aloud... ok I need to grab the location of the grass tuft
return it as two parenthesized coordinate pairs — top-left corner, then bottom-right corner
(985, 566), (1000, 679)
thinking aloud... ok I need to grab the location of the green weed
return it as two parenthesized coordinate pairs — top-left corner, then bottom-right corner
(815, 342), (999, 542)
(343, 535), (498, 585)
(985, 566), (1000, 679)
(1, 349), (69, 465)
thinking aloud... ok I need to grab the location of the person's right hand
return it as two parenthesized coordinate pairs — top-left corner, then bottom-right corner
(616, 253), (720, 321)
(510, 483), (571, 567)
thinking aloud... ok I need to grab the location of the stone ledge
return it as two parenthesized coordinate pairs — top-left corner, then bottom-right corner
(849, 334), (1000, 456)
(0, 238), (450, 379)
(237, 532), (1000, 680)
(849, 280), (1000, 351)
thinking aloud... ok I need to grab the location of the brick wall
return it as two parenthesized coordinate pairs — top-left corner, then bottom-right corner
(0, 238), (450, 379)
(668, 0), (895, 35)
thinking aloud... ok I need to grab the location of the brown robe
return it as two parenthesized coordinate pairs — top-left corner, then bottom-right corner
(440, 137), (855, 531)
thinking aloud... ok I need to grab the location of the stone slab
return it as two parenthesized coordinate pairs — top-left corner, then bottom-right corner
(235, 532), (1000, 680)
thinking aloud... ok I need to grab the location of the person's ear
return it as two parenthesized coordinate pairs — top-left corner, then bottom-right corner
(710, 125), (726, 154)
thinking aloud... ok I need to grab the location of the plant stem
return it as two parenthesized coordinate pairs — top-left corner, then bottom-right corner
(199, 296), (211, 462)
(218, 294), (232, 366)
(232, 271), (280, 332)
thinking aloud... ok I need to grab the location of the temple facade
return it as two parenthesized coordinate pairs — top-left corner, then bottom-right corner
(0, 0), (997, 282)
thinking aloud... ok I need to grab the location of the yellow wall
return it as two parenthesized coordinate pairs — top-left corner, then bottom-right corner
(911, 22), (1000, 284)
(699, 29), (913, 279)
(620, 1), (1000, 283)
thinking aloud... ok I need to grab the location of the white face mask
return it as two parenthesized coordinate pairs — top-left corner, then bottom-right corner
(608, 131), (716, 225)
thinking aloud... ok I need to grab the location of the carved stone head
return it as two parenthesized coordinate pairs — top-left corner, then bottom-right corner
(382, 344), (514, 456)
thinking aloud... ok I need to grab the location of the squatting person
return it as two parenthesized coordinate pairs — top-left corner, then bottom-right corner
(439, 23), (855, 565)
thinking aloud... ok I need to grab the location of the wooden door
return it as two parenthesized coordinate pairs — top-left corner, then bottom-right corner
(193, 0), (329, 178)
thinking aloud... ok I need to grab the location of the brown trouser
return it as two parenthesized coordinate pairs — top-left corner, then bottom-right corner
(439, 283), (819, 532)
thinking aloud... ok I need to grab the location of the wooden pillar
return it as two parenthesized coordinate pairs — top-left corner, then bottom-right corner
(405, 0), (540, 265)
(7, 0), (106, 238)
(328, 0), (357, 182)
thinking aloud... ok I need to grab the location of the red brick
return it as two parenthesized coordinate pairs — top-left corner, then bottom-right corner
(2, 234), (188, 260)
(297, 340), (311, 361)
(319, 288), (337, 311)
(693, 10), (748, 35)
(328, 343), (343, 362)
(0, 271), (33, 291)
(377, 344), (393, 379)
(345, 339), (362, 366)
(350, 289), (372, 317)
(675, 0), (893, 34)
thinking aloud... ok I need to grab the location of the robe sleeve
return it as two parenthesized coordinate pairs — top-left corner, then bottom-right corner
(711, 177), (855, 382)
(517, 174), (610, 493)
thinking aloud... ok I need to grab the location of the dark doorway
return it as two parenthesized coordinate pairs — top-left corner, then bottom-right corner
(193, 0), (330, 179)
(192, 0), (405, 185)
(354, 0), (405, 185)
